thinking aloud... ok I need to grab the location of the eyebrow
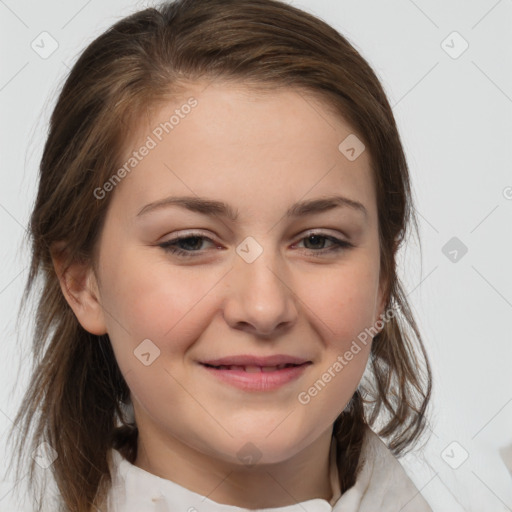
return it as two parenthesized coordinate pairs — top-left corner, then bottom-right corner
(136, 194), (368, 221)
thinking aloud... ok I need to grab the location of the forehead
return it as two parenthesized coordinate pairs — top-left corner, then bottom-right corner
(109, 81), (377, 222)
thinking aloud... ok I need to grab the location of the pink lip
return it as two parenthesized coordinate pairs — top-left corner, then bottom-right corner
(199, 361), (312, 392)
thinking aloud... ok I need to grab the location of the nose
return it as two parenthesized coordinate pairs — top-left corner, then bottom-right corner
(222, 241), (298, 338)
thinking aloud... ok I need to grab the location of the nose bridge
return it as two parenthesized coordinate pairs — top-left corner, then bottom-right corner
(223, 234), (297, 335)
(237, 235), (285, 294)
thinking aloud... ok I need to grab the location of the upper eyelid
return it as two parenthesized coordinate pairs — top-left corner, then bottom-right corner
(160, 229), (349, 248)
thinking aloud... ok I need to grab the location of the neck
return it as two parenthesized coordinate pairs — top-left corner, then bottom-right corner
(133, 427), (335, 508)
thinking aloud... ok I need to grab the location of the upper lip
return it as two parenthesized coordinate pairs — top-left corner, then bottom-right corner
(200, 354), (312, 366)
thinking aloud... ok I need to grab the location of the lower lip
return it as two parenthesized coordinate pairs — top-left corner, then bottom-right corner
(199, 363), (311, 391)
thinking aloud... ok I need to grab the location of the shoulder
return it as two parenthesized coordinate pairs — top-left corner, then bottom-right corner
(333, 426), (433, 512)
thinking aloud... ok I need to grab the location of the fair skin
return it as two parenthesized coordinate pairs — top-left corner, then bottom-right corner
(53, 81), (386, 508)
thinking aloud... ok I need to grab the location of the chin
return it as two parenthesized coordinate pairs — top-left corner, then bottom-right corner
(224, 432), (306, 467)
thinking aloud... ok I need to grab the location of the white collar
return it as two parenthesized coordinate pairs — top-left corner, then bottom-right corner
(104, 427), (432, 512)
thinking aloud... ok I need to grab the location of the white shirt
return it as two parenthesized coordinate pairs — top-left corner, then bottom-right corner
(103, 427), (432, 512)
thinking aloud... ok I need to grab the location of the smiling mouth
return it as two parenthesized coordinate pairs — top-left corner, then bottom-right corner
(201, 362), (309, 372)
(199, 361), (312, 391)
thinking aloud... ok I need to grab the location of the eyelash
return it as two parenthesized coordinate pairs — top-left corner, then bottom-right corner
(158, 232), (353, 258)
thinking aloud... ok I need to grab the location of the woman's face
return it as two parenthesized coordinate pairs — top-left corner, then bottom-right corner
(84, 81), (386, 467)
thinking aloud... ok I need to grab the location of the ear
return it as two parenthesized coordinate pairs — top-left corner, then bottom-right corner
(50, 242), (108, 336)
(374, 271), (390, 331)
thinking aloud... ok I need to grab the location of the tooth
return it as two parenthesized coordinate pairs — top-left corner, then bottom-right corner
(244, 365), (262, 373)
(210, 364), (301, 372)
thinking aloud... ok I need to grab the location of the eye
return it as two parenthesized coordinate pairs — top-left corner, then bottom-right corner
(159, 234), (216, 258)
(293, 232), (353, 255)
(158, 231), (353, 258)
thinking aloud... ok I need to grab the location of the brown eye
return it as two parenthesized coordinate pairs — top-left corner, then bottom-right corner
(295, 233), (353, 255)
(159, 235), (215, 257)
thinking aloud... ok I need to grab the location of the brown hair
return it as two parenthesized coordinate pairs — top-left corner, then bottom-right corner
(7, 0), (432, 510)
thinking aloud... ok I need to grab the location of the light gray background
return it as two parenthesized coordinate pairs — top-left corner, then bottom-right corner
(1, 0), (511, 511)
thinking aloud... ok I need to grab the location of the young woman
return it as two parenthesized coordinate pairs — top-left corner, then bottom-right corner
(8, 0), (433, 510)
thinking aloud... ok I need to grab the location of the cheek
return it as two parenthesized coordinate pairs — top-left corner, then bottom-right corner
(303, 258), (380, 345)
(290, 258), (379, 411)
(98, 248), (222, 368)
(297, 265), (376, 417)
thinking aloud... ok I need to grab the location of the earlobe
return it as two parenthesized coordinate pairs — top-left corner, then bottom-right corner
(50, 243), (108, 336)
